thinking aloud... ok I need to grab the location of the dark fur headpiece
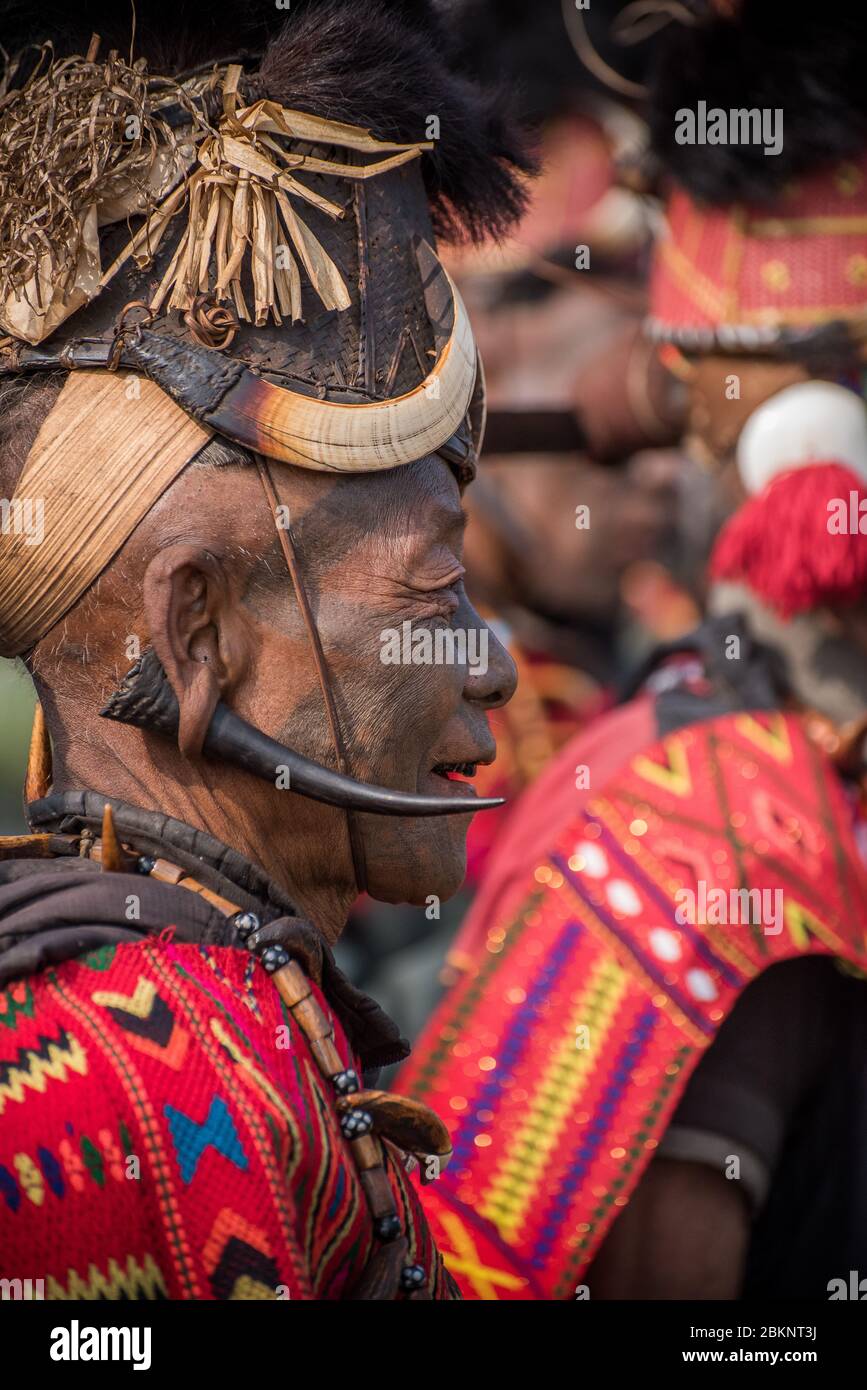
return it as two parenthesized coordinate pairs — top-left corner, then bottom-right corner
(646, 0), (867, 205)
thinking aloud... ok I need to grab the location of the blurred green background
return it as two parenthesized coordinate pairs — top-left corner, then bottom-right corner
(0, 658), (36, 833)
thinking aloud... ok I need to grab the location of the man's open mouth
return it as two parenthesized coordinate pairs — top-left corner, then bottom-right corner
(431, 761), (479, 784)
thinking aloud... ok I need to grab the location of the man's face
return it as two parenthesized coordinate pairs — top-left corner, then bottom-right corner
(241, 454), (516, 905)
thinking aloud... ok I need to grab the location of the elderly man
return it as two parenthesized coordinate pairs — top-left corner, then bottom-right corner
(0, 0), (528, 1299)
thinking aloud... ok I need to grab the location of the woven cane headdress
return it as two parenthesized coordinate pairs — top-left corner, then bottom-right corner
(0, 38), (479, 451)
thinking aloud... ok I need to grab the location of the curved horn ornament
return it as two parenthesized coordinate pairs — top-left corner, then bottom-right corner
(4, 246), (479, 477)
(100, 650), (502, 818)
(211, 272), (476, 471)
(203, 703), (500, 816)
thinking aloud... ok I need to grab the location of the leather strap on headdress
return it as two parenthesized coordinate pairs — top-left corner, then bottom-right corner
(255, 454), (369, 893)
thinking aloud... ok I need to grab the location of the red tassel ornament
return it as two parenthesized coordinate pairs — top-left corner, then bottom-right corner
(709, 463), (867, 618)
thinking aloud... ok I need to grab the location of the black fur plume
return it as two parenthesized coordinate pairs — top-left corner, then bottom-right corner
(1, 0), (535, 243)
(647, 0), (867, 205)
(257, 0), (535, 242)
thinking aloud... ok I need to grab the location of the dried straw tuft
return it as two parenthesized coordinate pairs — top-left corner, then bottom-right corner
(115, 66), (432, 329)
(0, 43), (432, 343)
(0, 38), (215, 341)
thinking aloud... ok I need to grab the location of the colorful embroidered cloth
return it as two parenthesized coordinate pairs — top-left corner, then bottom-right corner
(398, 709), (867, 1299)
(0, 938), (457, 1299)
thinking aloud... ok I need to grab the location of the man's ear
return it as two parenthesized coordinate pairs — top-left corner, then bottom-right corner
(143, 544), (251, 759)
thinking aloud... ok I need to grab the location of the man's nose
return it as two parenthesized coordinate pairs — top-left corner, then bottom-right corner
(461, 596), (517, 709)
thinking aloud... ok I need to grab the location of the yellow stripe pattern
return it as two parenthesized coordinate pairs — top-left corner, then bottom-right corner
(47, 1253), (167, 1300)
(478, 954), (629, 1243)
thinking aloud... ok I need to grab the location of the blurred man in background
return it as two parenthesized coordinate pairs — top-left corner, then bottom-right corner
(399, 0), (867, 1302)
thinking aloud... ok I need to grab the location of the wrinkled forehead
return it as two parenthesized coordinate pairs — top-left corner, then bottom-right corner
(267, 451), (466, 558)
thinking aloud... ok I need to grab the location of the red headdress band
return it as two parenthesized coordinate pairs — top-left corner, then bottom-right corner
(648, 155), (867, 355)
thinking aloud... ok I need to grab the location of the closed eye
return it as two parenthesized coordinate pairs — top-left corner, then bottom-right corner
(396, 561), (465, 620)
(415, 587), (461, 621)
